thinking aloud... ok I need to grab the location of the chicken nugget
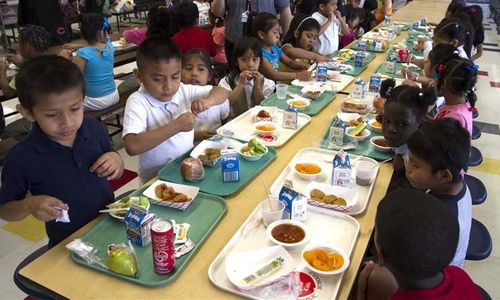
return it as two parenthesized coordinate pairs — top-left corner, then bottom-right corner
(311, 197), (325, 203)
(173, 193), (189, 202)
(155, 183), (166, 198)
(310, 189), (325, 199)
(333, 197), (347, 206)
(322, 195), (338, 204)
(198, 154), (208, 161)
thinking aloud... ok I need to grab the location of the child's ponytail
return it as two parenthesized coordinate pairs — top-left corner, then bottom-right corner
(435, 58), (478, 109)
(419, 87), (437, 107)
(380, 78), (396, 99)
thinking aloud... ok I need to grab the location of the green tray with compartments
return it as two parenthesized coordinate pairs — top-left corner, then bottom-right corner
(386, 45), (424, 60)
(376, 62), (423, 79)
(320, 118), (393, 161)
(70, 186), (227, 286)
(351, 40), (389, 53)
(157, 148), (277, 197)
(329, 51), (377, 76)
(261, 85), (336, 116)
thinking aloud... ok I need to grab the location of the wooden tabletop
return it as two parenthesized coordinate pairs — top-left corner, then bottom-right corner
(18, 1), (447, 298)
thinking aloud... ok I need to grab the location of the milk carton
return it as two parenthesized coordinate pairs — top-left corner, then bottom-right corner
(369, 73), (382, 93)
(331, 150), (352, 188)
(124, 204), (156, 247)
(352, 78), (366, 99)
(279, 185), (307, 222)
(221, 149), (240, 182)
(328, 116), (347, 146)
(316, 65), (328, 82)
(282, 105), (299, 129)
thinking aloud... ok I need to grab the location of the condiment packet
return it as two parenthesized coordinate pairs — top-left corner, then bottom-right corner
(174, 223), (190, 244)
(174, 239), (196, 258)
(53, 206), (70, 223)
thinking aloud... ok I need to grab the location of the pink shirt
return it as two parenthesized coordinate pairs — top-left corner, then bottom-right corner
(340, 30), (355, 47)
(436, 102), (473, 137)
(122, 27), (148, 45)
(212, 26), (227, 64)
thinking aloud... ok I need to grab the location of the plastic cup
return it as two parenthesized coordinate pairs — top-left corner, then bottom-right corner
(276, 84), (288, 100)
(261, 198), (285, 227)
(356, 160), (378, 186)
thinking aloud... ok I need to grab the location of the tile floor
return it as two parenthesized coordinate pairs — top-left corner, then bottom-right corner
(1, 3), (500, 299)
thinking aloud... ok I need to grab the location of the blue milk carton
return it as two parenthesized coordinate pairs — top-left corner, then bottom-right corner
(221, 149), (240, 182)
(331, 150), (352, 188)
(369, 73), (382, 93)
(279, 185), (307, 222)
(328, 116), (347, 146)
(124, 204), (156, 247)
(316, 65), (328, 82)
(283, 105), (299, 129)
(352, 78), (366, 99)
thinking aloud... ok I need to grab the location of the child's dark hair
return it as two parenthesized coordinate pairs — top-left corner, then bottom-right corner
(294, 0), (318, 15)
(316, 0), (332, 5)
(380, 79), (436, 118)
(408, 118), (470, 183)
(175, 2), (199, 28)
(376, 189), (459, 280)
(435, 57), (478, 109)
(182, 48), (214, 78)
(345, 5), (360, 25)
(250, 12), (278, 39)
(19, 25), (51, 54)
(16, 55), (84, 111)
(136, 36), (181, 70)
(79, 13), (109, 43)
(428, 44), (459, 69)
(441, 16), (474, 59)
(283, 14), (320, 46)
(147, 5), (175, 38)
(446, 0), (466, 16)
(226, 37), (262, 89)
(457, 5), (483, 34)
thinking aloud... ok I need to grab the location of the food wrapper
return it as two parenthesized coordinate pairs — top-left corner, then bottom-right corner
(53, 206), (70, 223)
(66, 239), (107, 269)
(246, 272), (301, 299)
(331, 150), (352, 188)
(175, 239), (196, 258)
(174, 223), (190, 244)
(106, 241), (139, 278)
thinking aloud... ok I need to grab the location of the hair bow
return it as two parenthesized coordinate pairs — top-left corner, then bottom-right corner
(466, 64), (479, 72)
(469, 7), (477, 14)
(469, 106), (478, 113)
(436, 64), (446, 74)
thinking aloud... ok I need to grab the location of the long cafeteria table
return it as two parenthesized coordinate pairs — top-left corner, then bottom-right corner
(18, 1), (443, 298)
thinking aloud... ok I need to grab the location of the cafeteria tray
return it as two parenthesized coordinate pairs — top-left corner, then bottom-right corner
(268, 147), (379, 216)
(208, 204), (360, 299)
(216, 106), (311, 148)
(351, 40), (389, 53)
(376, 62), (423, 79)
(70, 186), (227, 286)
(261, 85), (337, 116)
(329, 51), (377, 76)
(158, 147), (277, 197)
(320, 118), (394, 161)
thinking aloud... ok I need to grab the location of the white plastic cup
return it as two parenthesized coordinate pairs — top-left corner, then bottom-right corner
(356, 160), (377, 186)
(261, 198), (285, 227)
(276, 84), (288, 100)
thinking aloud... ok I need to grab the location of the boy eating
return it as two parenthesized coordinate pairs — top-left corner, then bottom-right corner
(0, 56), (124, 248)
(122, 37), (229, 181)
(313, 0), (350, 55)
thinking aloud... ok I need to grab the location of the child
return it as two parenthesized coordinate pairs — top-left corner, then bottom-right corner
(218, 37), (276, 117)
(209, 12), (227, 64)
(0, 56), (124, 248)
(434, 57), (477, 137)
(62, 13), (119, 111)
(181, 49), (231, 142)
(122, 5), (175, 45)
(433, 18), (471, 59)
(459, 5), (484, 61)
(357, 189), (482, 300)
(250, 12), (311, 82)
(172, 2), (216, 56)
(313, 0), (350, 56)
(380, 79), (436, 175)
(0, 25), (51, 98)
(340, 5), (360, 47)
(407, 118), (472, 267)
(281, 14), (330, 63)
(122, 37), (229, 182)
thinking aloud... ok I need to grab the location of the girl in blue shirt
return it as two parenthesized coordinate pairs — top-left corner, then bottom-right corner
(61, 13), (119, 111)
(250, 12), (311, 82)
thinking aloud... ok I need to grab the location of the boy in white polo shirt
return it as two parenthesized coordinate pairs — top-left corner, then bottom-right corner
(312, 0), (350, 56)
(123, 37), (229, 182)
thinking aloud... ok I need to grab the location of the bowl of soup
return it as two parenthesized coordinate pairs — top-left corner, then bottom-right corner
(302, 245), (350, 275)
(368, 119), (383, 133)
(294, 162), (323, 180)
(370, 136), (393, 153)
(266, 220), (309, 250)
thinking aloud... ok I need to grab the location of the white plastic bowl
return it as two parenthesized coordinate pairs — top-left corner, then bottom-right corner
(266, 219), (309, 250)
(346, 126), (371, 142)
(239, 144), (268, 161)
(253, 121), (279, 136)
(301, 245), (350, 275)
(367, 119), (383, 134)
(370, 136), (393, 153)
(287, 98), (310, 111)
(294, 162), (323, 181)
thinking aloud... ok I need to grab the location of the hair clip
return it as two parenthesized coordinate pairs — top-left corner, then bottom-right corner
(469, 7), (477, 14)
(418, 92), (423, 97)
(466, 64), (479, 72)
(469, 106), (478, 113)
(386, 86), (393, 97)
(436, 63), (446, 74)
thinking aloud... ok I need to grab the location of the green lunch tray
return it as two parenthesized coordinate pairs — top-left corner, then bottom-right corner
(70, 187), (227, 286)
(158, 148), (277, 197)
(351, 40), (389, 53)
(386, 46), (423, 60)
(329, 51), (377, 76)
(376, 62), (422, 79)
(261, 85), (336, 116)
(320, 118), (393, 161)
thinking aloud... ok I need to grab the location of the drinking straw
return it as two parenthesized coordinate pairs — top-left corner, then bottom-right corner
(261, 178), (274, 210)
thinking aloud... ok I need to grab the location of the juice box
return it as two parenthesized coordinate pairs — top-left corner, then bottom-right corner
(331, 150), (352, 188)
(125, 204), (156, 247)
(221, 149), (240, 182)
(279, 185), (307, 222)
(282, 105), (299, 129)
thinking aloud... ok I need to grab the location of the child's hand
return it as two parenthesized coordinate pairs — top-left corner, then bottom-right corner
(25, 195), (68, 222)
(62, 43), (81, 52)
(0, 59), (8, 74)
(333, 10), (343, 21)
(356, 260), (375, 300)
(296, 70), (312, 81)
(191, 99), (209, 114)
(238, 70), (254, 86)
(90, 151), (124, 180)
(175, 112), (196, 132)
(59, 49), (72, 60)
(393, 155), (405, 174)
(401, 68), (417, 81)
(194, 130), (216, 141)
(314, 54), (330, 62)
(252, 71), (265, 88)
(6, 53), (23, 66)
(402, 79), (418, 87)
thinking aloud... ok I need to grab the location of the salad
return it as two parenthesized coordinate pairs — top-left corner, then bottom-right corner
(108, 196), (150, 218)
(241, 138), (267, 156)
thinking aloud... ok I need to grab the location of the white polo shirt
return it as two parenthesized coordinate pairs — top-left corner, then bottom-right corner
(194, 100), (231, 132)
(312, 12), (340, 56)
(123, 83), (213, 181)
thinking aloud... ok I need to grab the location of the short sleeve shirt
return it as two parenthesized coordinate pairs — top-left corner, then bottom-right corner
(312, 12), (340, 56)
(76, 40), (116, 97)
(223, 0), (290, 44)
(435, 102), (473, 137)
(122, 83), (213, 181)
(262, 45), (282, 71)
(0, 117), (114, 248)
(194, 100), (231, 132)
